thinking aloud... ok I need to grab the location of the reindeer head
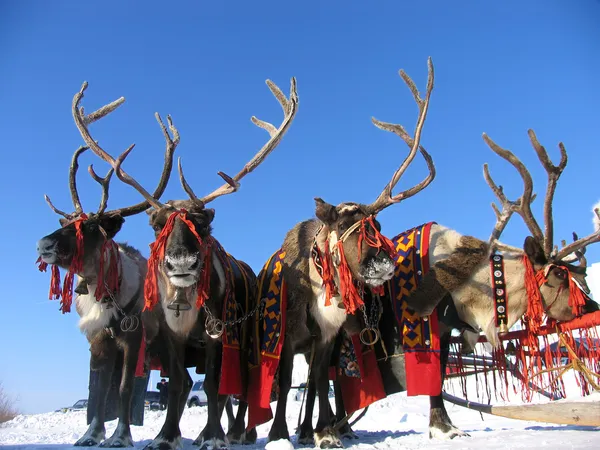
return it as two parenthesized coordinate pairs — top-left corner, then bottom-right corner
(146, 200), (215, 289)
(36, 82), (178, 312)
(313, 58), (437, 296)
(108, 78), (298, 315)
(483, 130), (600, 323)
(36, 149), (126, 278)
(313, 200), (394, 287)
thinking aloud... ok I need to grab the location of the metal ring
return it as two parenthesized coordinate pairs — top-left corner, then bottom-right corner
(359, 327), (380, 346)
(206, 318), (224, 339)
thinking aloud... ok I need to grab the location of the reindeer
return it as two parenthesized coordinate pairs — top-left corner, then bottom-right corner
(35, 91), (178, 447)
(84, 78), (298, 450)
(247, 58), (441, 449)
(307, 129), (600, 443)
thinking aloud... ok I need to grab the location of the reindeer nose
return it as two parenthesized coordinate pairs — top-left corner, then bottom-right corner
(37, 238), (57, 255)
(164, 252), (200, 274)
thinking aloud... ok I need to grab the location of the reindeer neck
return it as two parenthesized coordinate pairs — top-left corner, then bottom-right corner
(83, 247), (142, 310)
(454, 247), (529, 347)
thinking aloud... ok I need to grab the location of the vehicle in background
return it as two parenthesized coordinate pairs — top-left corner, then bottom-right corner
(187, 380), (208, 407)
(55, 399), (88, 413)
(145, 391), (161, 411)
(294, 382), (334, 402)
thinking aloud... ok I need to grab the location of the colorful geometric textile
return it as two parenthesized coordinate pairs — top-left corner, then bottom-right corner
(216, 241), (251, 396)
(388, 222), (441, 396)
(247, 248), (287, 429)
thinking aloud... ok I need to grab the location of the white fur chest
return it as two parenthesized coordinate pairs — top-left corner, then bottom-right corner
(309, 288), (348, 343)
(76, 249), (141, 338)
(76, 291), (119, 337)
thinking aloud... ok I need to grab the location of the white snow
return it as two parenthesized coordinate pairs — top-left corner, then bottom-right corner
(1, 369), (598, 450)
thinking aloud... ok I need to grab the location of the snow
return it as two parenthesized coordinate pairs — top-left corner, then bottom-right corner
(1, 370), (598, 450)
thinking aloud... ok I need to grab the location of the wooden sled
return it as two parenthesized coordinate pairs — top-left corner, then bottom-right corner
(442, 391), (600, 427)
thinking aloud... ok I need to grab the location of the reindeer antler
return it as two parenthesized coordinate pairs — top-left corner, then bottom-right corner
(44, 146), (89, 219)
(87, 164), (114, 215)
(176, 77), (299, 208)
(528, 129), (568, 258)
(555, 209), (600, 262)
(484, 130), (600, 261)
(71, 82), (178, 216)
(482, 133), (544, 245)
(366, 57), (436, 216)
(482, 159), (535, 244)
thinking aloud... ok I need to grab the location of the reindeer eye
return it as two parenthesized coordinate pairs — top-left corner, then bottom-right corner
(553, 268), (567, 280)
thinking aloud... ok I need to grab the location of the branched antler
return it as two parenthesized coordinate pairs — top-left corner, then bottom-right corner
(482, 159), (536, 244)
(88, 164), (114, 215)
(177, 77), (299, 207)
(528, 129), (568, 257)
(367, 57), (436, 216)
(44, 146), (88, 220)
(483, 130), (600, 262)
(482, 133), (544, 245)
(71, 82), (178, 216)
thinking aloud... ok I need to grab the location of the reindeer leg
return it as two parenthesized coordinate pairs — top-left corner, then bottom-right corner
(313, 343), (342, 449)
(193, 338), (227, 449)
(225, 396), (235, 431)
(100, 330), (142, 447)
(334, 380), (358, 440)
(267, 341), (294, 444)
(429, 331), (469, 439)
(76, 338), (117, 446)
(145, 340), (186, 450)
(297, 371), (317, 445)
(226, 399), (255, 445)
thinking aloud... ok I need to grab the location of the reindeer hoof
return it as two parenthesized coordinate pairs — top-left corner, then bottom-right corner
(297, 424), (314, 445)
(243, 427), (257, 445)
(429, 424), (470, 440)
(75, 429), (106, 447)
(75, 437), (102, 447)
(143, 435), (181, 450)
(314, 427), (343, 449)
(100, 427), (134, 447)
(194, 437), (228, 450)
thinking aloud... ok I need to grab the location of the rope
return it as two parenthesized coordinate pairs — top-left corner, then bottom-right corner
(529, 331), (600, 392)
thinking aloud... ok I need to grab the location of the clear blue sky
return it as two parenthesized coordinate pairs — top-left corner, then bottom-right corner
(1, 0), (599, 414)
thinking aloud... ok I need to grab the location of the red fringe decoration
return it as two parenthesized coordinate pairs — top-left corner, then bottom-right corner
(36, 216), (87, 313)
(315, 215), (398, 313)
(94, 240), (121, 301)
(321, 239), (337, 306)
(445, 256), (600, 405)
(335, 241), (365, 315)
(357, 216), (399, 262)
(144, 209), (211, 311)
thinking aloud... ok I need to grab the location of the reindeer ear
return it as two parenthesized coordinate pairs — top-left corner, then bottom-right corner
(59, 218), (68, 227)
(524, 236), (547, 267)
(314, 198), (338, 225)
(99, 215), (125, 239)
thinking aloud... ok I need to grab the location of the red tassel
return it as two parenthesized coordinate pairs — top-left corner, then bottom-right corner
(335, 241), (364, 315)
(95, 240), (121, 301)
(320, 239), (337, 306)
(357, 216), (398, 262)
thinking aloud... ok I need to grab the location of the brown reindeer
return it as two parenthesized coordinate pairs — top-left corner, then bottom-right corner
(252, 58), (438, 449)
(312, 129), (600, 443)
(88, 78), (298, 450)
(35, 94), (178, 447)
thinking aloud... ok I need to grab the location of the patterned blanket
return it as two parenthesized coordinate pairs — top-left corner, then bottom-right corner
(246, 248), (287, 429)
(389, 222), (441, 396)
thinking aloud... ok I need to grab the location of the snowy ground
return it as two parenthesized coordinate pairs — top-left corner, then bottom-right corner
(2, 382), (598, 450)
(2, 356), (599, 449)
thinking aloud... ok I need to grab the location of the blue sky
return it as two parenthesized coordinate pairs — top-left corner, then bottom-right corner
(1, 0), (599, 414)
